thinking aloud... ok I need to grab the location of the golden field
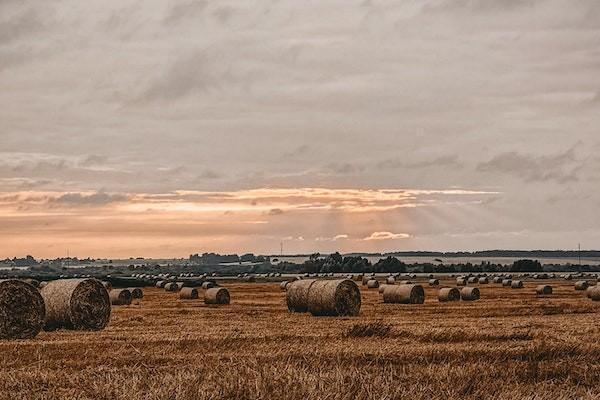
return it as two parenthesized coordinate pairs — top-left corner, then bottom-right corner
(1, 279), (600, 400)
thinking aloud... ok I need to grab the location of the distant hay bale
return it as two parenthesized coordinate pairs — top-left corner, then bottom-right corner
(383, 284), (425, 304)
(155, 280), (165, 288)
(164, 282), (178, 292)
(565, 274), (573, 281)
(41, 279), (110, 331)
(386, 277), (395, 285)
(456, 277), (466, 286)
(101, 281), (112, 291)
(429, 279), (439, 286)
(352, 275), (362, 281)
(438, 287), (460, 302)
(201, 281), (215, 290)
(0, 279), (45, 340)
(502, 279), (512, 287)
(22, 278), (40, 288)
(478, 277), (489, 284)
(366, 279), (379, 289)
(305, 279), (361, 316)
(589, 286), (600, 301)
(204, 287), (230, 305)
(175, 282), (184, 290)
(286, 279), (316, 313)
(109, 289), (132, 306)
(492, 277), (502, 284)
(511, 280), (524, 289)
(361, 275), (370, 286)
(399, 280), (412, 285)
(536, 285), (552, 295)
(460, 286), (480, 301)
(467, 277), (477, 284)
(179, 287), (199, 300)
(574, 281), (589, 291)
(129, 287), (143, 299)
(280, 281), (289, 291)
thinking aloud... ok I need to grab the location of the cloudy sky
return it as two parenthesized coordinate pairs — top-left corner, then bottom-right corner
(1, 0), (600, 258)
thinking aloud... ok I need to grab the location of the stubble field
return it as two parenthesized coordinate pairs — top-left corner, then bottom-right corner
(1, 279), (599, 400)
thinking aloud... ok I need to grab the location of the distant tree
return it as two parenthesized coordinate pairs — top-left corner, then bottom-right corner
(373, 256), (406, 273)
(510, 259), (543, 272)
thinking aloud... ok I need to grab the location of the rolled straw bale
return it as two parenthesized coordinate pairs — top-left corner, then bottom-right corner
(204, 287), (230, 305)
(588, 286), (600, 301)
(164, 282), (178, 292)
(429, 279), (439, 286)
(467, 277), (477, 284)
(438, 287), (460, 302)
(109, 289), (132, 306)
(179, 287), (199, 300)
(478, 277), (489, 284)
(399, 280), (413, 285)
(456, 277), (466, 286)
(511, 280), (524, 289)
(101, 281), (112, 291)
(378, 284), (389, 294)
(366, 279), (379, 289)
(492, 277), (502, 284)
(564, 274), (573, 281)
(535, 285), (552, 295)
(129, 287), (143, 299)
(361, 275), (370, 286)
(0, 279), (45, 340)
(286, 279), (316, 312)
(383, 284), (425, 304)
(174, 282), (184, 290)
(386, 276), (396, 285)
(305, 279), (361, 316)
(574, 281), (589, 291)
(460, 286), (480, 301)
(41, 279), (110, 331)
(352, 275), (362, 281)
(155, 280), (165, 288)
(201, 281), (215, 290)
(280, 281), (289, 291)
(502, 279), (512, 287)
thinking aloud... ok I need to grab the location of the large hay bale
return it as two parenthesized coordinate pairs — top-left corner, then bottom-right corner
(383, 284), (425, 304)
(305, 279), (361, 316)
(456, 277), (466, 286)
(129, 287), (143, 299)
(109, 289), (132, 306)
(502, 279), (512, 287)
(41, 279), (110, 331)
(179, 287), (199, 300)
(536, 285), (552, 295)
(286, 279), (317, 312)
(478, 277), (489, 284)
(460, 286), (480, 301)
(438, 287), (460, 302)
(366, 279), (379, 289)
(574, 281), (589, 291)
(589, 286), (600, 301)
(378, 284), (389, 294)
(429, 279), (439, 286)
(511, 280), (523, 289)
(0, 279), (45, 340)
(280, 281), (289, 291)
(202, 281), (215, 290)
(204, 287), (230, 305)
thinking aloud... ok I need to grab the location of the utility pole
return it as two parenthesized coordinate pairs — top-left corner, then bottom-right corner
(280, 241), (283, 256)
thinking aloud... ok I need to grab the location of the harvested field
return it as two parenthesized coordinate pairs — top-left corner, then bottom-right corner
(2, 278), (600, 399)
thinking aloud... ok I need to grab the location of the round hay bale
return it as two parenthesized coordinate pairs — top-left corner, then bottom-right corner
(456, 277), (466, 286)
(286, 279), (316, 313)
(478, 277), (489, 284)
(536, 285), (552, 295)
(361, 275), (370, 286)
(366, 279), (379, 289)
(41, 279), (110, 331)
(460, 286), (480, 301)
(399, 280), (413, 285)
(164, 282), (178, 292)
(305, 279), (361, 316)
(386, 276), (396, 285)
(502, 279), (512, 287)
(511, 280), (523, 289)
(429, 279), (439, 286)
(280, 281), (289, 291)
(574, 281), (589, 291)
(383, 284), (425, 304)
(129, 287), (143, 299)
(492, 277), (502, 284)
(438, 287), (460, 302)
(101, 281), (112, 291)
(174, 282), (184, 290)
(179, 287), (199, 300)
(588, 286), (600, 301)
(109, 289), (132, 306)
(467, 277), (477, 284)
(565, 274), (573, 281)
(204, 287), (230, 305)
(378, 284), (389, 294)
(0, 279), (45, 340)
(155, 280), (164, 288)
(201, 281), (215, 290)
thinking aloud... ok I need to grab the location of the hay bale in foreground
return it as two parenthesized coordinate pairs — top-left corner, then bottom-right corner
(383, 284), (425, 304)
(204, 287), (230, 305)
(588, 286), (600, 301)
(109, 289), (132, 306)
(129, 287), (143, 299)
(536, 285), (552, 295)
(286, 280), (317, 312)
(280, 281), (289, 291)
(41, 279), (110, 331)
(305, 279), (361, 316)
(575, 281), (589, 291)
(511, 280), (523, 289)
(0, 279), (45, 340)
(460, 286), (480, 301)
(429, 279), (439, 286)
(438, 287), (460, 302)
(179, 287), (199, 300)
(366, 279), (379, 289)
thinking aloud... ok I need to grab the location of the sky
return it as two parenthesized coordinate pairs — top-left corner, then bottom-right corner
(1, 0), (600, 258)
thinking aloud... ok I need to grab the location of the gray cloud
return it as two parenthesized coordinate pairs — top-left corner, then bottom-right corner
(51, 192), (128, 206)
